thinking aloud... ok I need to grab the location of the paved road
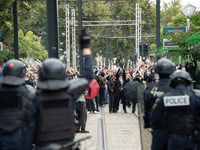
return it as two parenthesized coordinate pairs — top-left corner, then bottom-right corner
(75, 104), (141, 150)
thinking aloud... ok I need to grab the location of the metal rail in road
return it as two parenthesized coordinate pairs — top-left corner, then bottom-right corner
(97, 107), (108, 150)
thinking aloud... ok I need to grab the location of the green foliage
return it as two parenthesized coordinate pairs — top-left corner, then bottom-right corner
(167, 12), (187, 27)
(0, 0), (15, 31)
(18, 30), (48, 60)
(0, 49), (14, 65)
(2, 0), (189, 66)
(161, 0), (182, 27)
(150, 43), (156, 52)
(166, 11), (200, 61)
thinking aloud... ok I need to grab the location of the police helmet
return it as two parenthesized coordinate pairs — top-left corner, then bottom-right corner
(155, 58), (176, 74)
(170, 70), (192, 87)
(0, 59), (26, 85)
(37, 58), (69, 90)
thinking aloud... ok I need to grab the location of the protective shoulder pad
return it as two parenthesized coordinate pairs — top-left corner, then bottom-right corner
(67, 78), (89, 95)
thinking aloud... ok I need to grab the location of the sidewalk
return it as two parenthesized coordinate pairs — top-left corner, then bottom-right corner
(75, 104), (141, 150)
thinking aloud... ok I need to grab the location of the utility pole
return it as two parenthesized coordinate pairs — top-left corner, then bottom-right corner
(13, 0), (18, 59)
(46, 0), (59, 58)
(105, 30), (108, 69)
(109, 0), (112, 70)
(110, 38), (112, 70)
(72, 8), (76, 70)
(66, 4), (70, 67)
(135, 3), (141, 58)
(156, 0), (160, 50)
(78, 0), (83, 75)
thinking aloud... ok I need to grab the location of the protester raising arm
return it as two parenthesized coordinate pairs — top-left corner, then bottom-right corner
(81, 29), (93, 83)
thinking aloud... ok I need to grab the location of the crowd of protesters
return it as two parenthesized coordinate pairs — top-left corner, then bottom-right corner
(0, 57), (199, 136)
(1, 56), (198, 116)
(0, 57), (185, 114)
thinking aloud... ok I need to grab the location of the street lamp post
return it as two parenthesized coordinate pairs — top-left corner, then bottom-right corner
(46, 0), (59, 58)
(13, 0), (19, 59)
(105, 30), (108, 69)
(78, 0), (83, 75)
(156, 0), (160, 50)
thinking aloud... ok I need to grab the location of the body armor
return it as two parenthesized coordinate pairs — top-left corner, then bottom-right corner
(35, 90), (75, 142)
(151, 84), (171, 129)
(164, 91), (195, 135)
(0, 84), (34, 133)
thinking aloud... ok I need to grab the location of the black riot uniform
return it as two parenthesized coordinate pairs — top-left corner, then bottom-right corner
(0, 60), (36, 150)
(144, 58), (176, 150)
(151, 70), (200, 150)
(35, 58), (91, 149)
(34, 29), (93, 149)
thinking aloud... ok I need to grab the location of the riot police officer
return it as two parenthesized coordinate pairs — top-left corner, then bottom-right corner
(144, 58), (176, 150)
(0, 59), (36, 150)
(34, 29), (93, 150)
(151, 70), (200, 150)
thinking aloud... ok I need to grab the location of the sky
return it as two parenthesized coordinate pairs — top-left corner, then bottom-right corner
(151, 0), (200, 10)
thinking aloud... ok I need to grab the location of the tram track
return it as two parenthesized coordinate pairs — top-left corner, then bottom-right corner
(97, 106), (108, 150)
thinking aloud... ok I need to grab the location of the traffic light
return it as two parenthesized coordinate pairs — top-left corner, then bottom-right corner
(139, 42), (143, 56)
(143, 42), (149, 56)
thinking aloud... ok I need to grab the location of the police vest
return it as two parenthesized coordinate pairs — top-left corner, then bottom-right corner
(0, 84), (34, 133)
(163, 91), (195, 135)
(151, 84), (171, 129)
(35, 90), (75, 143)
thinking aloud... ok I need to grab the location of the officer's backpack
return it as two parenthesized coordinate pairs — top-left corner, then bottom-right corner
(35, 90), (75, 142)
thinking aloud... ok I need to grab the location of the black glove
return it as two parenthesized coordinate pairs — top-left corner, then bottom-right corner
(79, 28), (90, 49)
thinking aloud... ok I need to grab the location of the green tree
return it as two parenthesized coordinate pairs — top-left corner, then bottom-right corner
(149, 43), (156, 53)
(18, 30), (48, 60)
(161, 0), (182, 27)
(167, 12), (200, 61)
(167, 12), (187, 27)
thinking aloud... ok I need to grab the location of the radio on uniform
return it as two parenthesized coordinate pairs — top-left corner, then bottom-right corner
(163, 95), (190, 107)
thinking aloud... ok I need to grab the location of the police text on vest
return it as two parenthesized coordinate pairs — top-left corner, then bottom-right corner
(163, 95), (190, 107)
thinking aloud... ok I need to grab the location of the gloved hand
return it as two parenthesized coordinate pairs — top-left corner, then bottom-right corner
(79, 28), (90, 49)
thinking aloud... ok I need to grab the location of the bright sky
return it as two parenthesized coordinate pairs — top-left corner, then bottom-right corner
(151, 0), (200, 10)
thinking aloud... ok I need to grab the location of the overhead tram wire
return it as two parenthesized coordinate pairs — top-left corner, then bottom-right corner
(93, 35), (156, 39)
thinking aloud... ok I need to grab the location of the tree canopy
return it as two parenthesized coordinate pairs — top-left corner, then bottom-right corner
(1, 0), (199, 65)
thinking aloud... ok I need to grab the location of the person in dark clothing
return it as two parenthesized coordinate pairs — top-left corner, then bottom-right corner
(107, 75), (115, 113)
(99, 72), (106, 106)
(86, 98), (96, 113)
(151, 70), (200, 150)
(0, 60), (36, 150)
(144, 58), (176, 150)
(114, 68), (127, 113)
(34, 29), (93, 149)
(185, 60), (197, 88)
(76, 91), (89, 133)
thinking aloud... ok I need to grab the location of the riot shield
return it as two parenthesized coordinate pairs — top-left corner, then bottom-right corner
(137, 82), (152, 150)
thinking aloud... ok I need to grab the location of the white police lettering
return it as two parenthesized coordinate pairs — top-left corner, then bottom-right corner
(163, 95), (190, 107)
